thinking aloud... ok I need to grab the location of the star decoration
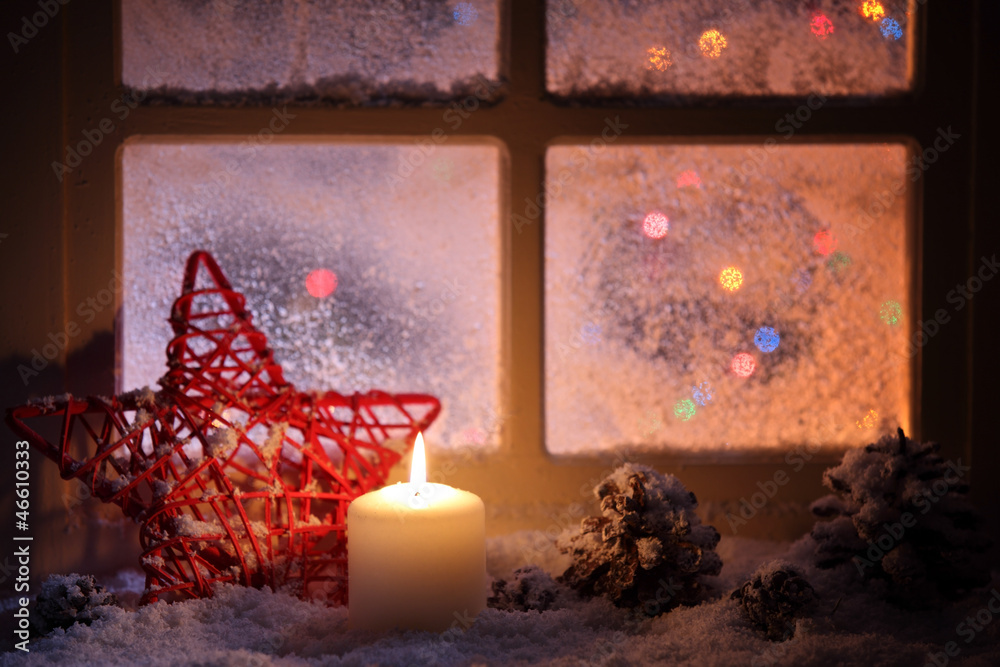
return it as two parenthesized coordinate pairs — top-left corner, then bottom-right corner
(6, 251), (440, 606)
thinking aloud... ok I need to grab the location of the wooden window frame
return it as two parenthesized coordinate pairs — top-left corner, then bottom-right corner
(37, 0), (990, 542)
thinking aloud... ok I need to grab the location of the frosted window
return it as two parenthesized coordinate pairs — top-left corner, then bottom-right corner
(547, 1), (916, 99)
(122, 1), (502, 104)
(545, 143), (913, 455)
(122, 141), (502, 450)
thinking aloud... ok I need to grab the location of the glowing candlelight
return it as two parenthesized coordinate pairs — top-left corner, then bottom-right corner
(347, 432), (486, 632)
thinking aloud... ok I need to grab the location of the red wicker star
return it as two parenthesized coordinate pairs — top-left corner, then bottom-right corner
(6, 251), (440, 605)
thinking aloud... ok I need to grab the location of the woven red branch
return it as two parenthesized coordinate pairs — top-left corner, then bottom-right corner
(7, 251), (440, 606)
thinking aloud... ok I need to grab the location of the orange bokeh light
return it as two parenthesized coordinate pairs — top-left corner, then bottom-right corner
(860, 1), (885, 22)
(856, 409), (879, 429)
(647, 46), (673, 72)
(731, 352), (756, 378)
(699, 30), (728, 59)
(719, 266), (743, 292)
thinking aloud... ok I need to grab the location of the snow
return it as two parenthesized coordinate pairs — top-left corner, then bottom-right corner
(121, 0), (501, 104)
(7, 534), (999, 666)
(545, 143), (911, 455)
(547, 0), (916, 99)
(122, 142), (502, 451)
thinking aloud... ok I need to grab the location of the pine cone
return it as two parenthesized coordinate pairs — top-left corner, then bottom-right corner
(558, 463), (721, 614)
(732, 561), (816, 641)
(488, 566), (564, 612)
(31, 574), (121, 636)
(809, 428), (991, 606)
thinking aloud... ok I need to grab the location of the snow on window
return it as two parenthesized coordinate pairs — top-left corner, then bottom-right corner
(121, 0), (502, 104)
(545, 143), (913, 455)
(121, 141), (502, 450)
(546, 0), (916, 100)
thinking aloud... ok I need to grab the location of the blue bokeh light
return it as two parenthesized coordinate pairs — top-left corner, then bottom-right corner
(453, 2), (478, 26)
(691, 381), (714, 407)
(754, 326), (780, 353)
(880, 17), (903, 40)
(581, 322), (602, 345)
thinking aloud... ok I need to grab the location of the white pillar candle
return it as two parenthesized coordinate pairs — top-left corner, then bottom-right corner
(347, 433), (486, 632)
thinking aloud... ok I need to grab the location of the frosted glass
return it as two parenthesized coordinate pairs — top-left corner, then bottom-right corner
(545, 143), (913, 455)
(546, 0), (916, 99)
(122, 0), (502, 103)
(122, 141), (502, 451)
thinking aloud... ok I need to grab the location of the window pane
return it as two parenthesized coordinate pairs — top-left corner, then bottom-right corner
(122, 1), (502, 104)
(545, 143), (913, 455)
(122, 141), (502, 450)
(546, 1), (916, 100)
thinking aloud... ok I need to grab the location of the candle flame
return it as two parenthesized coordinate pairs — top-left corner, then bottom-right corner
(410, 432), (427, 486)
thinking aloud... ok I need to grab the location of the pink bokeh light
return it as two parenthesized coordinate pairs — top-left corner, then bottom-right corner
(676, 170), (702, 189)
(813, 230), (838, 256)
(731, 352), (756, 378)
(305, 268), (338, 298)
(810, 13), (835, 39)
(643, 211), (670, 239)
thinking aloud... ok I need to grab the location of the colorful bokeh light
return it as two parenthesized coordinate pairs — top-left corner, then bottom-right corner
(642, 211), (670, 239)
(860, 1), (886, 22)
(676, 169), (702, 189)
(647, 46), (673, 72)
(305, 268), (338, 298)
(810, 13), (835, 39)
(719, 266), (744, 292)
(754, 326), (780, 353)
(827, 251), (852, 273)
(731, 352), (756, 378)
(674, 398), (696, 422)
(453, 2), (478, 25)
(856, 409), (879, 430)
(692, 381), (714, 407)
(813, 230), (837, 256)
(879, 300), (902, 326)
(581, 322), (602, 345)
(880, 17), (903, 40)
(698, 29), (728, 59)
